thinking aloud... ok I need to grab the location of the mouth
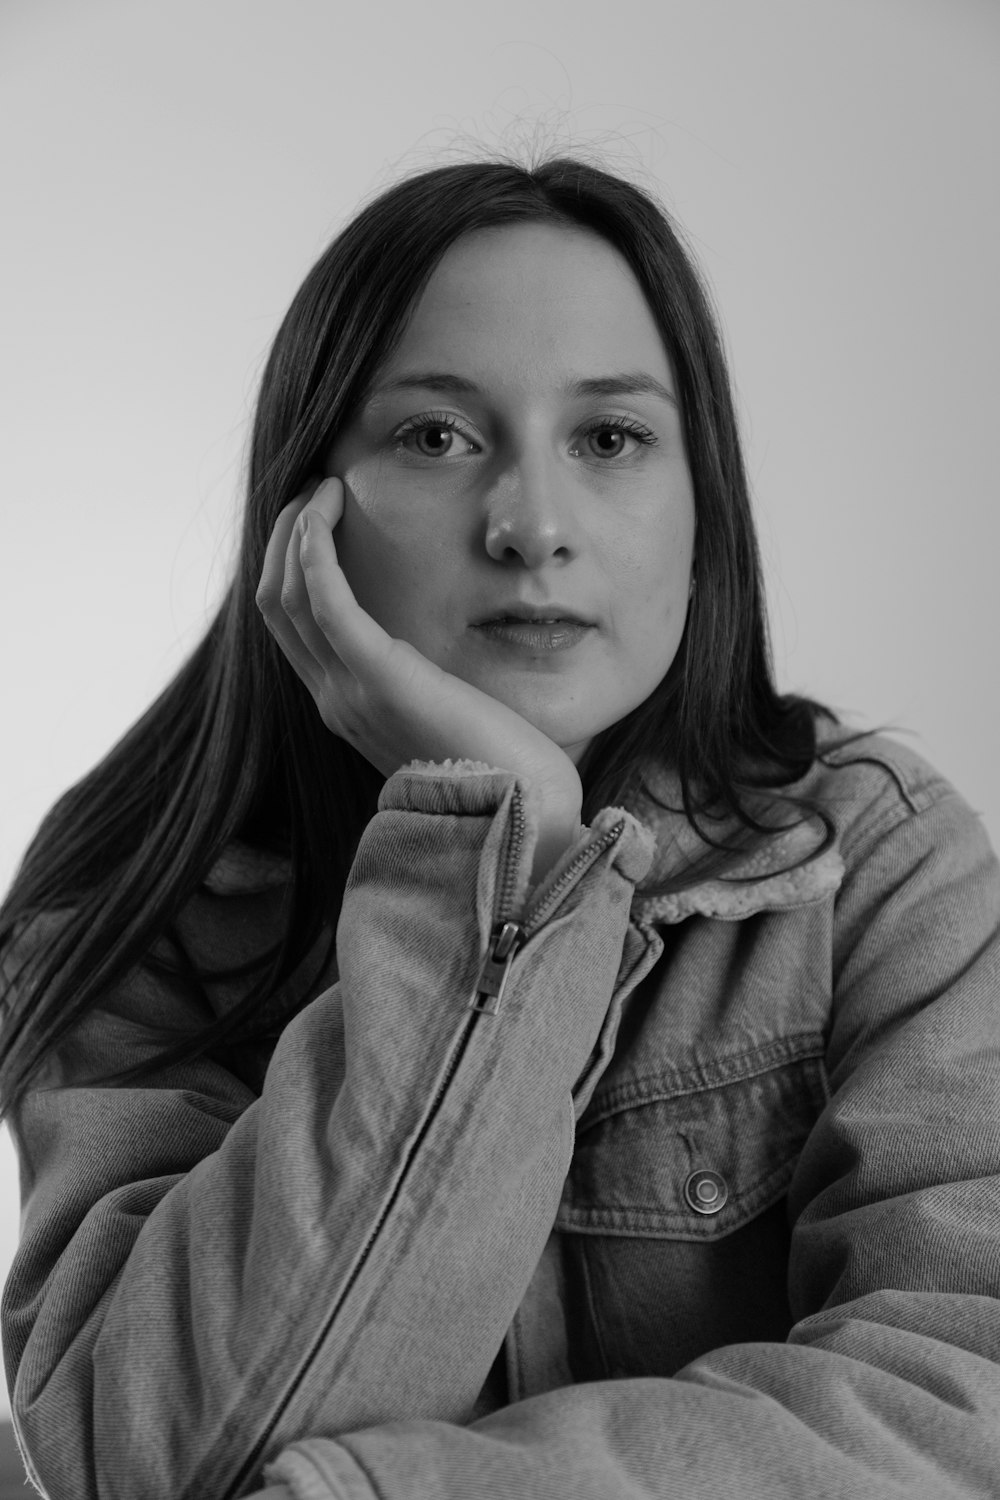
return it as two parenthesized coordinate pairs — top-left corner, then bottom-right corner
(472, 606), (595, 627)
(478, 617), (588, 626)
(471, 616), (594, 653)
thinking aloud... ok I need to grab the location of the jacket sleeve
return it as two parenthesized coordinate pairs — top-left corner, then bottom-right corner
(0, 762), (658, 1500)
(253, 782), (1000, 1500)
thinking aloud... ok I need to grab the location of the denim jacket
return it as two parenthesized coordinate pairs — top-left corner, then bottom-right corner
(3, 730), (1000, 1499)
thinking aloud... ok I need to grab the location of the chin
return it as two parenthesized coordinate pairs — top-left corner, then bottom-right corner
(526, 711), (600, 753)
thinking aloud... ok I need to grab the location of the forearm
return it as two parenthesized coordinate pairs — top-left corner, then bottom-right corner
(5, 765), (657, 1500)
(257, 1310), (1000, 1500)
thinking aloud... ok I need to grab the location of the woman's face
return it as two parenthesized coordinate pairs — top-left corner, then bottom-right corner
(324, 222), (696, 766)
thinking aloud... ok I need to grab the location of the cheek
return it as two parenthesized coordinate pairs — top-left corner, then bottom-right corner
(614, 509), (694, 638)
(332, 470), (398, 616)
(334, 469), (449, 628)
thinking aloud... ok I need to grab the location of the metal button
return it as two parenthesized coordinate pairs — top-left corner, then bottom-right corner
(683, 1169), (729, 1215)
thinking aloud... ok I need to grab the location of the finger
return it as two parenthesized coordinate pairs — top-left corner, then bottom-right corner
(277, 489), (348, 674)
(297, 480), (399, 681)
(300, 473), (345, 533)
(256, 493), (324, 690)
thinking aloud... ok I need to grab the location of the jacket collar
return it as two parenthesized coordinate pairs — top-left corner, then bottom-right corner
(623, 757), (843, 924)
(202, 761), (844, 923)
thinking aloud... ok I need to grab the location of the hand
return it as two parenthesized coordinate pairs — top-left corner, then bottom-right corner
(255, 477), (584, 879)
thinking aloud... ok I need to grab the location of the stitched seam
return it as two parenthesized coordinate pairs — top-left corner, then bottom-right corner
(558, 1153), (799, 1237)
(576, 1238), (613, 1378)
(819, 749), (949, 815)
(834, 788), (967, 894)
(580, 1033), (826, 1127)
(508, 1303), (527, 1403)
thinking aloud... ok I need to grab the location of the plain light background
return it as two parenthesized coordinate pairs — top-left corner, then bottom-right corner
(1, 0), (997, 1422)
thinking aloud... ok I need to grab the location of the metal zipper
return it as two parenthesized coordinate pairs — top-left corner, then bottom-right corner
(226, 790), (532, 1495)
(224, 792), (625, 1497)
(521, 817), (626, 933)
(468, 804), (627, 1016)
(226, 996), (482, 1498)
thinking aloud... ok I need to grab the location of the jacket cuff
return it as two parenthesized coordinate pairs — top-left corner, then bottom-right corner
(380, 759), (657, 897)
(381, 757), (548, 820)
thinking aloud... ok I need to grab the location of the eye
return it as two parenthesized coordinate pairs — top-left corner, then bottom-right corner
(571, 416), (658, 461)
(393, 411), (479, 459)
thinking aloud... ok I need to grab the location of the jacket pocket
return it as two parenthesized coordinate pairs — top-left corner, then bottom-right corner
(556, 1032), (828, 1240)
(554, 1034), (829, 1378)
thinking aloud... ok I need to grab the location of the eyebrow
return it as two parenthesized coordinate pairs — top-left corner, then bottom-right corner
(367, 371), (678, 408)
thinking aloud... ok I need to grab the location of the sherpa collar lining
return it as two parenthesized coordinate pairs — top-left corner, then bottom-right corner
(202, 757), (844, 920)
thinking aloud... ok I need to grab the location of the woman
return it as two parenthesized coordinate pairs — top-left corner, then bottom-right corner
(1, 156), (998, 1500)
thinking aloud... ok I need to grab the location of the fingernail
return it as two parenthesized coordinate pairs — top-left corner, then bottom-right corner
(298, 512), (310, 541)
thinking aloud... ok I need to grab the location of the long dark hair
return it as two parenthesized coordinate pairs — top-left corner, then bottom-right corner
(0, 153), (841, 1121)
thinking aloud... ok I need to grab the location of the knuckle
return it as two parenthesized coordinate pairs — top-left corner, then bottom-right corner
(279, 583), (300, 618)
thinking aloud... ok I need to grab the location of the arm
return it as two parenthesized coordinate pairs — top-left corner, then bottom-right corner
(255, 785), (1000, 1500)
(1, 765), (657, 1500)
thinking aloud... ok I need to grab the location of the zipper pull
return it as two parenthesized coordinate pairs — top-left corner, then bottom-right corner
(469, 920), (525, 1015)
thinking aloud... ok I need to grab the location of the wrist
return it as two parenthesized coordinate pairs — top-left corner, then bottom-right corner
(529, 812), (584, 889)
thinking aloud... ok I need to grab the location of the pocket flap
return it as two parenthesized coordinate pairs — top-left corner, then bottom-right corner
(557, 1034), (828, 1241)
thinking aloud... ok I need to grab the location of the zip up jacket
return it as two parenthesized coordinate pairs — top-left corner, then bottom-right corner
(2, 730), (1000, 1499)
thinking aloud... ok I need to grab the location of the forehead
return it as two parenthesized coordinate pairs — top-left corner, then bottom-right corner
(388, 222), (672, 383)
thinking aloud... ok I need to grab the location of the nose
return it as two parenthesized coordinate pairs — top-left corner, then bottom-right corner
(482, 451), (578, 568)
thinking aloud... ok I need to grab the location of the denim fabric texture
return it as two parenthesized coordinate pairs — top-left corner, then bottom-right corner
(2, 730), (999, 1499)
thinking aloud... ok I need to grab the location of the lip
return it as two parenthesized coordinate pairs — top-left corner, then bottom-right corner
(472, 619), (593, 652)
(472, 602), (595, 626)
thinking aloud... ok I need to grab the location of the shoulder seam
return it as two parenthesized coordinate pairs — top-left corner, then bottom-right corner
(818, 745), (950, 817)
